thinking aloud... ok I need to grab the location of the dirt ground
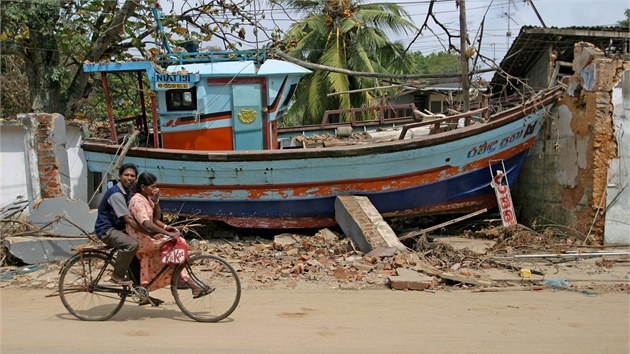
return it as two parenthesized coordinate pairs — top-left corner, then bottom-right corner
(1, 287), (629, 353)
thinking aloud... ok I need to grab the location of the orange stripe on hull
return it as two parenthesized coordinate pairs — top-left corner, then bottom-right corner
(162, 127), (234, 150)
(157, 141), (533, 199)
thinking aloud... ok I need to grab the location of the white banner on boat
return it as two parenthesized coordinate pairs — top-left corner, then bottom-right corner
(491, 170), (517, 227)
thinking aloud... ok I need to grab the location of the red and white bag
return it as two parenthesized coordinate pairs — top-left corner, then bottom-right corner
(160, 237), (189, 264)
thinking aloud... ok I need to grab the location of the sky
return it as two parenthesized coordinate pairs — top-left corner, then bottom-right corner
(165, 0), (629, 68)
(392, 0), (630, 61)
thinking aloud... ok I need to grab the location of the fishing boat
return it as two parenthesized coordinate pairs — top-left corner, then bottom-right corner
(80, 4), (564, 229)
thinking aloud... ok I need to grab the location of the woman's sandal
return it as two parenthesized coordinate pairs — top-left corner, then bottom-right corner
(190, 281), (213, 299)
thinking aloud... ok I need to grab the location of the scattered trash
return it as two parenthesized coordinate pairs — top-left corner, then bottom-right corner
(0, 264), (46, 281)
(544, 279), (569, 287)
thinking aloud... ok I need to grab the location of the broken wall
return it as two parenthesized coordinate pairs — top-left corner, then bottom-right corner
(0, 113), (88, 212)
(514, 42), (630, 244)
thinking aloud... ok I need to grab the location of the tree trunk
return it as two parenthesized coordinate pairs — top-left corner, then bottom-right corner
(63, 0), (140, 117)
(24, 1), (63, 114)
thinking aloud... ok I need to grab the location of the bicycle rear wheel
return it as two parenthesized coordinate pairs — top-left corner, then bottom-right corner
(58, 252), (127, 321)
(172, 254), (241, 322)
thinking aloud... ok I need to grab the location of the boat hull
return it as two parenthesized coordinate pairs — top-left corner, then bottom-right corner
(82, 94), (560, 228)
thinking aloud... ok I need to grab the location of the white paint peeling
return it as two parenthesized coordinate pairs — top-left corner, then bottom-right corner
(605, 69), (630, 245)
(554, 105), (582, 188)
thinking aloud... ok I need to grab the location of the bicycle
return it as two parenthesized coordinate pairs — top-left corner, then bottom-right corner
(57, 242), (241, 322)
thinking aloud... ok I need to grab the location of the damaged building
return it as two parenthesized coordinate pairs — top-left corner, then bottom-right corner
(492, 26), (630, 245)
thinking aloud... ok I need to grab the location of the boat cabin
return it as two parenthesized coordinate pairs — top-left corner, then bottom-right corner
(83, 50), (311, 151)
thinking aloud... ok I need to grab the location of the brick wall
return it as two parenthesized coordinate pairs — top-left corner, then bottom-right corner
(36, 114), (65, 198)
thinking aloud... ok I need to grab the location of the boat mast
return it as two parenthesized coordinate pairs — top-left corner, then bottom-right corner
(458, 0), (470, 112)
(152, 2), (173, 55)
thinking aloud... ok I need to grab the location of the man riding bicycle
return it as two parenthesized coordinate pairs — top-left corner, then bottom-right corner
(93, 163), (142, 285)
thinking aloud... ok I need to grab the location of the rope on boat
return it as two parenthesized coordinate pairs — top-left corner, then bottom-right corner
(86, 130), (140, 206)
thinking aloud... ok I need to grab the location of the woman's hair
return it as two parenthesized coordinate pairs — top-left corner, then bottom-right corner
(134, 172), (157, 194)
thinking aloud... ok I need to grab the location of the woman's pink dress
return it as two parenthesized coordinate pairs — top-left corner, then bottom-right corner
(126, 194), (176, 291)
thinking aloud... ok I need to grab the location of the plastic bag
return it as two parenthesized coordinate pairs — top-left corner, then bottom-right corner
(160, 237), (189, 264)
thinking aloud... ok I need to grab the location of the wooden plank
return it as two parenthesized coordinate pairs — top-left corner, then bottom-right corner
(440, 272), (493, 287)
(398, 208), (488, 241)
(472, 286), (545, 293)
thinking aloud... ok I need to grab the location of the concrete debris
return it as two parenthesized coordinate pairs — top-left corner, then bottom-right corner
(388, 268), (437, 290)
(0, 197), (29, 220)
(0, 197), (96, 265)
(27, 197), (96, 236)
(335, 195), (406, 253)
(1, 227), (628, 294)
(3, 236), (88, 264)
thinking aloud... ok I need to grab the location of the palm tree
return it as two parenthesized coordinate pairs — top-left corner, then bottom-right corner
(272, 0), (417, 125)
(618, 9), (630, 28)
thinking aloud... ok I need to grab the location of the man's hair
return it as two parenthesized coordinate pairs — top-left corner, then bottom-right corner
(118, 163), (138, 176)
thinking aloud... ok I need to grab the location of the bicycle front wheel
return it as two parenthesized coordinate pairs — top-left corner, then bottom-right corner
(58, 252), (127, 321)
(172, 254), (241, 322)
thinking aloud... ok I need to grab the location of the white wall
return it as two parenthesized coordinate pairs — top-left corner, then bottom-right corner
(605, 70), (630, 245)
(66, 124), (88, 202)
(0, 123), (30, 208)
(0, 119), (88, 213)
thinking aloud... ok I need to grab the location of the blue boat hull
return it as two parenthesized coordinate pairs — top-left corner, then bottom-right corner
(82, 94), (560, 228)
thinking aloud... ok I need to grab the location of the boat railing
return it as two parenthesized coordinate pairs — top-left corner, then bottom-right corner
(278, 103), (422, 133)
(151, 3), (267, 67)
(397, 107), (489, 140)
(158, 49), (267, 66)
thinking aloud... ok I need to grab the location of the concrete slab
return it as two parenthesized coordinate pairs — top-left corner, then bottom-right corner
(388, 267), (437, 290)
(27, 197), (96, 235)
(0, 197), (29, 219)
(483, 257), (630, 285)
(432, 236), (496, 254)
(477, 268), (539, 282)
(535, 257), (630, 283)
(4, 236), (88, 264)
(335, 195), (405, 253)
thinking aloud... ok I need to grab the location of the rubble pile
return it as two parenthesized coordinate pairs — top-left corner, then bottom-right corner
(0, 224), (628, 293)
(182, 226), (630, 293)
(192, 230), (403, 290)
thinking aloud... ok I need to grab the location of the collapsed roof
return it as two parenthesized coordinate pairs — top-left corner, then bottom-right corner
(490, 26), (630, 94)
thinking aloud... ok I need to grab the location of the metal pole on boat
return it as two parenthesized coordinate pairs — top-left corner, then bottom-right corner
(151, 95), (160, 148)
(101, 72), (117, 142)
(137, 72), (148, 132)
(458, 0), (470, 112)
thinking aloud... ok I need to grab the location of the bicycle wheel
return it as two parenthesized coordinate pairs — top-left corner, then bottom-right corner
(172, 254), (241, 322)
(58, 252), (127, 321)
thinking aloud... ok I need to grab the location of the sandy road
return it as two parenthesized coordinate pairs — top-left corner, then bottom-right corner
(1, 287), (628, 353)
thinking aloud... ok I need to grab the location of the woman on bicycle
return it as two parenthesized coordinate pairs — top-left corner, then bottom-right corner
(126, 172), (203, 300)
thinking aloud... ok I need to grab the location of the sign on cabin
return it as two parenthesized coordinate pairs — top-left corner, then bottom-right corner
(154, 74), (198, 90)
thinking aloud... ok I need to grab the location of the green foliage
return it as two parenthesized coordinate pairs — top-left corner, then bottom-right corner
(48, 66), (71, 83)
(83, 72), (151, 122)
(618, 9), (630, 28)
(0, 56), (30, 118)
(0, 0), (272, 119)
(408, 51), (461, 75)
(273, 0), (418, 125)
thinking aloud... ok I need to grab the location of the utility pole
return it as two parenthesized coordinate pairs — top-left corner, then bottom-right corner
(526, 0), (547, 28)
(506, 0), (511, 48)
(458, 0), (470, 112)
